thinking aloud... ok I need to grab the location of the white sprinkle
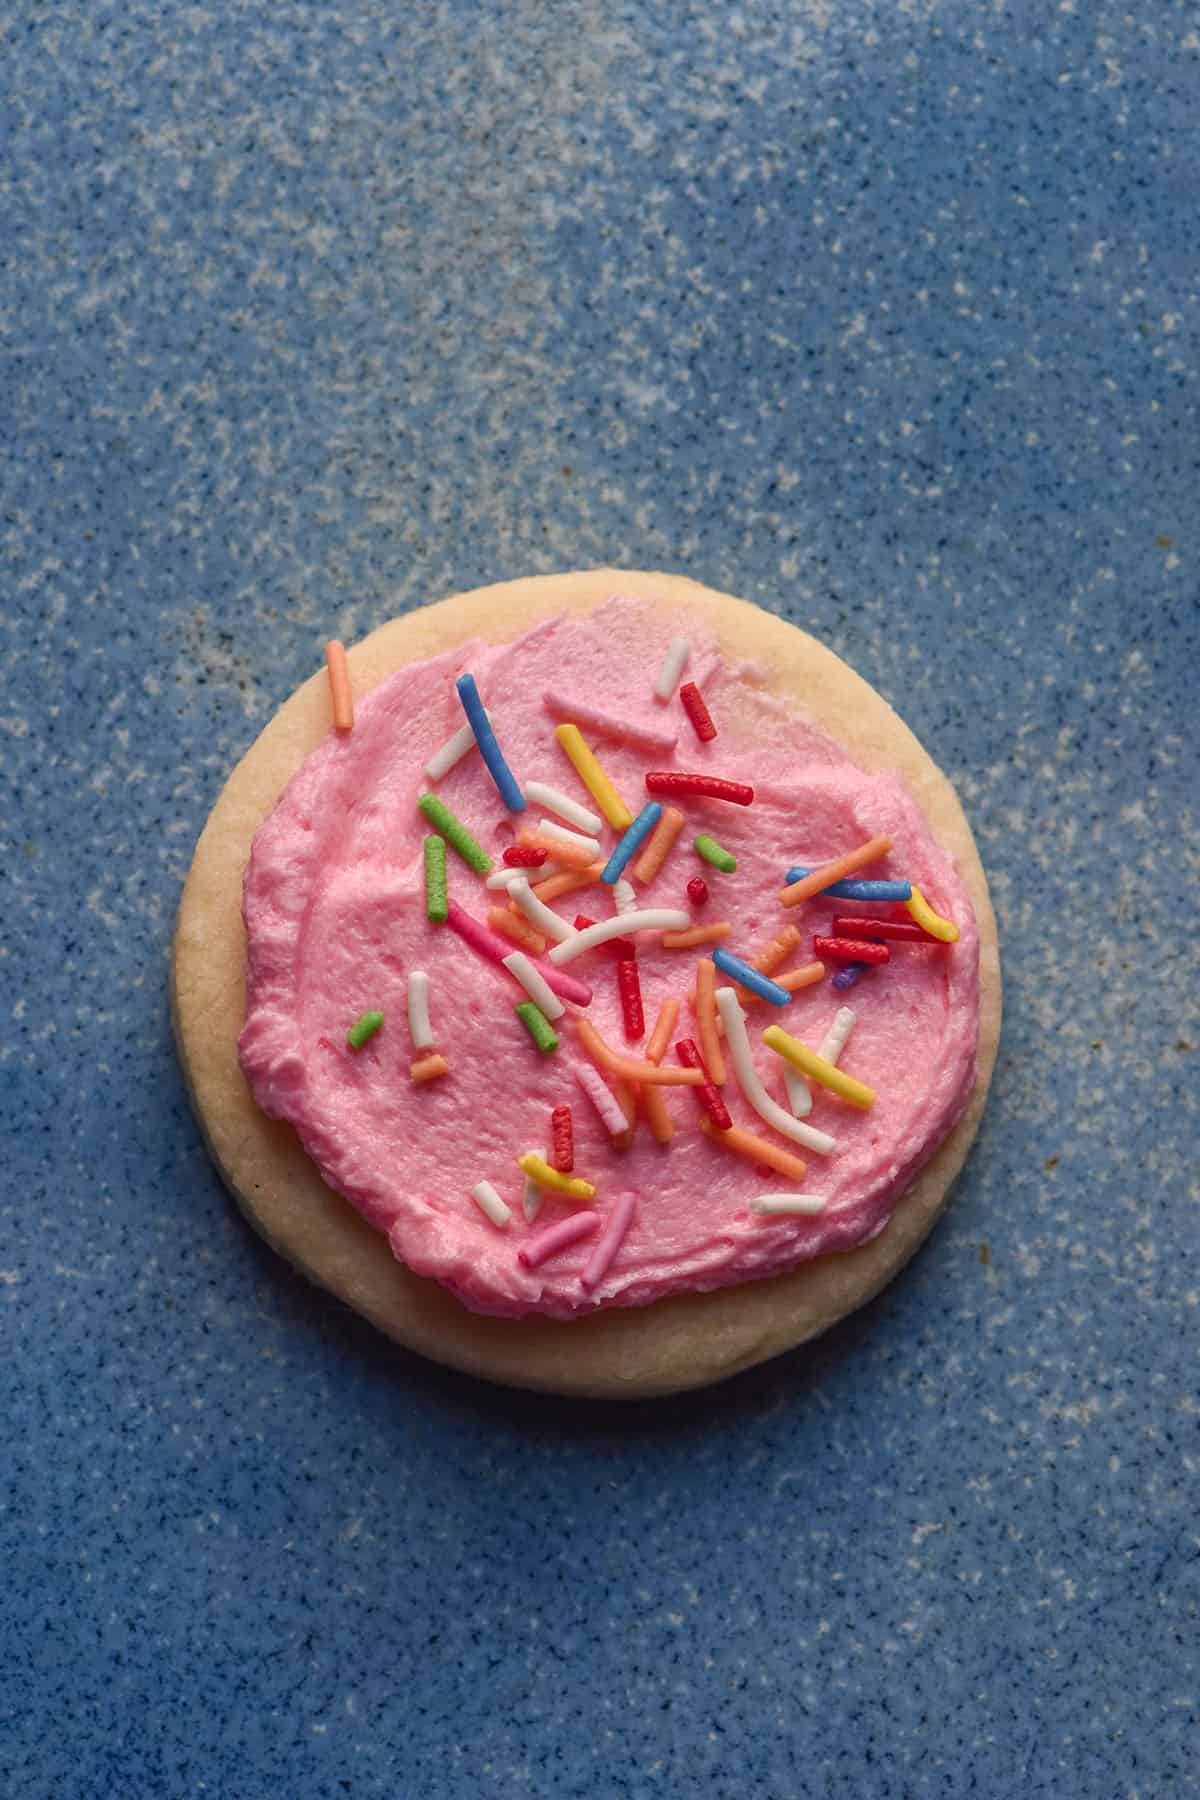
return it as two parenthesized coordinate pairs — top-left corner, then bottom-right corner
(574, 1063), (631, 1138)
(485, 864), (567, 892)
(524, 781), (604, 835)
(788, 1007), (856, 1118)
(548, 909), (689, 964)
(542, 689), (678, 756)
(407, 970), (434, 1051)
(425, 720), (477, 781)
(653, 637), (691, 701)
(715, 987), (837, 1154)
(502, 951), (565, 1021)
(612, 878), (637, 916)
(784, 1068), (813, 1118)
(819, 1005), (857, 1065)
(752, 1194), (828, 1216)
(510, 876), (578, 945)
(537, 818), (601, 855)
(523, 1147), (545, 1223)
(471, 1180), (512, 1228)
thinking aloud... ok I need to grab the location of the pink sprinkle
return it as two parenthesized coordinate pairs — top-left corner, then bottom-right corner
(581, 1191), (636, 1289)
(541, 689), (679, 757)
(574, 1062), (630, 1137)
(445, 900), (593, 1006)
(519, 1211), (600, 1270)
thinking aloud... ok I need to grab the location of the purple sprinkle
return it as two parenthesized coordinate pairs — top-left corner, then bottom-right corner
(832, 963), (867, 990)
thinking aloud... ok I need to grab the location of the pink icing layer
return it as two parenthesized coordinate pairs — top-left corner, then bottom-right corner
(239, 599), (980, 1320)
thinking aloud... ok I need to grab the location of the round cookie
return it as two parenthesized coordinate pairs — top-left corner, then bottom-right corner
(172, 571), (1001, 1398)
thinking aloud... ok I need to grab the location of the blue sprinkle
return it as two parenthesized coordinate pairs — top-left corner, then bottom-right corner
(784, 866), (912, 902)
(832, 964), (868, 990)
(601, 801), (662, 884)
(712, 946), (792, 1005)
(455, 672), (525, 812)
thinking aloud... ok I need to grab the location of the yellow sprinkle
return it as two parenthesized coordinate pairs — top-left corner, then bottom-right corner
(762, 1025), (876, 1110)
(516, 1152), (597, 1201)
(905, 884), (960, 943)
(554, 723), (633, 831)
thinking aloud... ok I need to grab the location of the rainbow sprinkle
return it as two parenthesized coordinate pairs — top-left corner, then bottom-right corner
(502, 950), (566, 1022)
(515, 1000), (559, 1054)
(632, 804), (685, 884)
(762, 1025), (876, 1110)
(783, 866), (912, 903)
(456, 672), (526, 811)
(406, 971), (434, 1050)
(602, 801), (663, 885)
(523, 780), (603, 835)
(346, 1010), (383, 1050)
(423, 834), (448, 923)
(581, 1190), (637, 1289)
(516, 1153), (596, 1202)
(653, 637), (690, 702)
(417, 792), (493, 874)
(554, 722), (634, 831)
(543, 689), (679, 757)
(712, 946), (790, 1005)
(575, 1061), (633, 1138)
(518, 1212), (600, 1269)
(694, 833), (736, 874)
(471, 1180), (512, 1228)
(751, 1194), (828, 1217)
(905, 884), (961, 943)
(778, 835), (893, 908)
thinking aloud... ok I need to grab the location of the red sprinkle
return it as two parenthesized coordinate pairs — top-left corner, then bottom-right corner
(813, 935), (891, 966)
(503, 844), (548, 867)
(686, 876), (709, 907)
(675, 1038), (732, 1130)
(679, 681), (717, 743)
(645, 772), (754, 806)
(832, 914), (941, 944)
(574, 913), (637, 959)
(617, 958), (645, 1042)
(551, 1105), (574, 1173)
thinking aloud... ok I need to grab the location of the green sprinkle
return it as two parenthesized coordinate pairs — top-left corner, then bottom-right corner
(424, 833), (448, 923)
(417, 792), (493, 874)
(515, 1001), (559, 1054)
(694, 832), (737, 874)
(347, 1010), (384, 1050)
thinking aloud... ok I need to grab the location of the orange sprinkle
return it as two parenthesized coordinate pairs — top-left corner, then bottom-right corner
(693, 958), (726, 1086)
(640, 1082), (675, 1143)
(742, 960), (827, 1005)
(641, 998), (679, 1142)
(488, 907), (548, 956)
(574, 1018), (704, 1087)
(529, 864), (604, 904)
(661, 920), (733, 950)
(778, 834), (893, 907)
(632, 805), (685, 884)
(754, 924), (802, 977)
(517, 830), (598, 870)
(645, 997), (680, 1065)
(692, 924), (806, 1017)
(409, 1052), (449, 1084)
(699, 1117), (808, 1183)
(325, 640), (353, 732)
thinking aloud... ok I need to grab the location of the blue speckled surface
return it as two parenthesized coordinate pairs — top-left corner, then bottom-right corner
(2, 3), (1197, 1795)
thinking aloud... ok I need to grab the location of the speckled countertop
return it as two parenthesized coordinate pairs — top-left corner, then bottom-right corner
(2, 4), (1196, 1796)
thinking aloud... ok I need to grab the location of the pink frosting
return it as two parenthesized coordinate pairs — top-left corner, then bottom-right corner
(239, 599), (980, 1319)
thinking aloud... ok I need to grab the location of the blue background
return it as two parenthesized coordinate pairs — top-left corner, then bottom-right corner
(2, 3), (1196, 1795)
